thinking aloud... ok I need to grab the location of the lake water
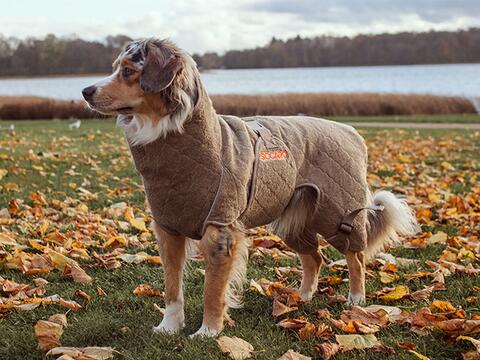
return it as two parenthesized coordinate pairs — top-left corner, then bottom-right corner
(0, 63), (479, 100)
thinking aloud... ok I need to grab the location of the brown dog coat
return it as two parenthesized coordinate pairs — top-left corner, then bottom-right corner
(126, 90), (376, 254)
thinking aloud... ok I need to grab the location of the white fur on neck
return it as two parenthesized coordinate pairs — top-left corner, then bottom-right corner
(119, 112), (184, 146)
(118, 65), (196, 146)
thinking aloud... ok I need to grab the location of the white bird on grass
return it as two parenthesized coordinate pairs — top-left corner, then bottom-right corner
(69, 119), (81, 129)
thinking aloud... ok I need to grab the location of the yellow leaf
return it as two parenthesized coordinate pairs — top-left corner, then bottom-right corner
(430, 300), (456, 313)
(378, 286), (410, 302)
(45, 249), (78, 270)
(457, 336), (480, 352)
(427, 232), (448, 245)
(130, 218), (147, 232)
(216, 336), (254, 360)
(103, 235), (127, 248)
(379, 271), (399, 284)
(124, 207), (135, 222)
(408, 350), (430, 360)
(68, 182), (77, 189)
(335, 334), (380, 351)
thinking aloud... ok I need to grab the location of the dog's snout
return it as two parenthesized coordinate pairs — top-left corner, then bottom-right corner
(82, 86), (97, 101)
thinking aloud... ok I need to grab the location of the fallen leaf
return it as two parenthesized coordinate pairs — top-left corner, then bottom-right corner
(379, 271), (399, 284)
(272, 298), (298, 317)
(34, 318), (64, 351)
(216, 336), (254, 360)
(315, 342), (340, 360)
(63, 264), (92, 284)
(133, 284), (162, 297)
(378, 285), (410, 302)
(408, 350), (430, 360)
(74, 290), (91, 301)
(457, 336), (480, 352)
(47, 346), (115, 359)
(427, 231), (448, 245)
(335, 334), (381, 351)
(278, 349), (311, 360)
(430, 300), (456, 313)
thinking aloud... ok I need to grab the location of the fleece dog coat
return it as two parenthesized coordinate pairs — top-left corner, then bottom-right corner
(126, 94), (373, 254)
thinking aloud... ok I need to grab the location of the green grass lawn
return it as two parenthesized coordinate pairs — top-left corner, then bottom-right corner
(329, 114), (480, 123)
(0, 119), (479, 360)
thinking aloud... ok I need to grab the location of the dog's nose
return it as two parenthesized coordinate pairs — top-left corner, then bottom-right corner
(82, 86), (97, 101)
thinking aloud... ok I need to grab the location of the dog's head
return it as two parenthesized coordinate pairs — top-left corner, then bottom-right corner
(82, 38), (199, 145)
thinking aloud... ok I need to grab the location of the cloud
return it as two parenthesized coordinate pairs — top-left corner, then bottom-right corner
(249, 0), (480, 25)
(0, 0), (479, 54)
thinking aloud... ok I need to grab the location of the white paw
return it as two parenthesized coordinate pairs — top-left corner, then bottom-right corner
(153, 320), (184, 334)
(153, 301), (184, 334)
(189, 324), (221, 338)
(299, 288), (314, 302)
(347, 292), (366, 306)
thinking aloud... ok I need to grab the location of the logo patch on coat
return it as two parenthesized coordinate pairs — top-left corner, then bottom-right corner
(259, 149), (288, 161)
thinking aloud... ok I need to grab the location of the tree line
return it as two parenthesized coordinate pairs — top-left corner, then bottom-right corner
(0, 29), (479, 76)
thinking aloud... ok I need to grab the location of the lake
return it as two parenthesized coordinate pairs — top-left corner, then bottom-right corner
(0, 63), (479, 100)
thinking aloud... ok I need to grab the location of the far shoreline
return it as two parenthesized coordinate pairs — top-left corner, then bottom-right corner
(1, 62), (480, 80)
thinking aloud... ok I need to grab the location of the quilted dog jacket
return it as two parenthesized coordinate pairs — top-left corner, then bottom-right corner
(126, 92), (371, 254)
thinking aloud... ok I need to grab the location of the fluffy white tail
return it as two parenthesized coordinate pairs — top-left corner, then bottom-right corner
(365, 190), (419, 259)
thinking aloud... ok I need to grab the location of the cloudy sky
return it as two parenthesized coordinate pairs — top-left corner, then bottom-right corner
(1, 0), (479, 54)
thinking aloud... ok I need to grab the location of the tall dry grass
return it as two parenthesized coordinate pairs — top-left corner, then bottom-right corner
(0, 93), (476, 120)
(211, 93), (476, 117)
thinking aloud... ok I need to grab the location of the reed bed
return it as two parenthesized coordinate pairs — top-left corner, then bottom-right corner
(0, 93), (476, 120)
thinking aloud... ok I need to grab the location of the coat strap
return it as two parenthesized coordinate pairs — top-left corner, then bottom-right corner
(325, 205), (384, 253)
(247, 120), (277, 148)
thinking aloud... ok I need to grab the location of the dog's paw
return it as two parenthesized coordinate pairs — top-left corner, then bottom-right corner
(153, 319), (184, 335)
(299, 288), (315, 302)
(347, 292), (366, 306)
(189, 324), (221, 338)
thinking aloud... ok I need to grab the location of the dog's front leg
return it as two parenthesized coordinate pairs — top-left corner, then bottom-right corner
(298, 251), (323, 302)
(192, 225), (238, 337)
(152, 221), (187, 334)
(346, 250), (366, 305)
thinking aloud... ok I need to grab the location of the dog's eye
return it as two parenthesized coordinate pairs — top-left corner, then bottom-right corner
(122, 67), (135, 78)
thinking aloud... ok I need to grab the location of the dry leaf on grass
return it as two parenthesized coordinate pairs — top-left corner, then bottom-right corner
(216, 336), (254, 360)
(63, 264), (92, 284)
(335, 334), (381, 351)
(433, 319), (480, 335)
(457, 336), (480, 352)
(272, 298), (298, 317)
(278, 349), (311, 360)
(47, 346), (115, 359)
(315, 341), (340, 360)
(377, 285), (410, 302)
(34, 314), (67, 351)
(133, 284), (162, 297)
(408, 350), (431, 360)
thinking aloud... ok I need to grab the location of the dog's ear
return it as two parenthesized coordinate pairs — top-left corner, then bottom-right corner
(140, 43), (183, 93)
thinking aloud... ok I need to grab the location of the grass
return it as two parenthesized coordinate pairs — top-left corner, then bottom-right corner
(330, 114), (480, 123)
(0, 119), (479, 360)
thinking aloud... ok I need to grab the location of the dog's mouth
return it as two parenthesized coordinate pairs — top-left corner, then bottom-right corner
(115, 106), (135, 114)
(86, 102), (135, 115)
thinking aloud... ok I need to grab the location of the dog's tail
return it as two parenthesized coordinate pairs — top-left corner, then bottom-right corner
(365, 190), (419, 259)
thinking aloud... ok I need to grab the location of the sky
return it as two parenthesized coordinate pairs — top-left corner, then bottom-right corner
(0, 0), (479, 54)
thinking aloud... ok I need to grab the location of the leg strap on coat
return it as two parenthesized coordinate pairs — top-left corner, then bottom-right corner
(326, 205), (384, 253)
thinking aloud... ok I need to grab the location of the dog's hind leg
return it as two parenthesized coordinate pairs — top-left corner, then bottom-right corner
(152, 221), (187, 334)
(298, 251), (323, 302)
(192, 225), (244, 337)
(346, 250), (366, 305)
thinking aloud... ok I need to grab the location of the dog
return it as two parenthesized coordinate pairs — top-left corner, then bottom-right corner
(82, 38), (418, 337)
